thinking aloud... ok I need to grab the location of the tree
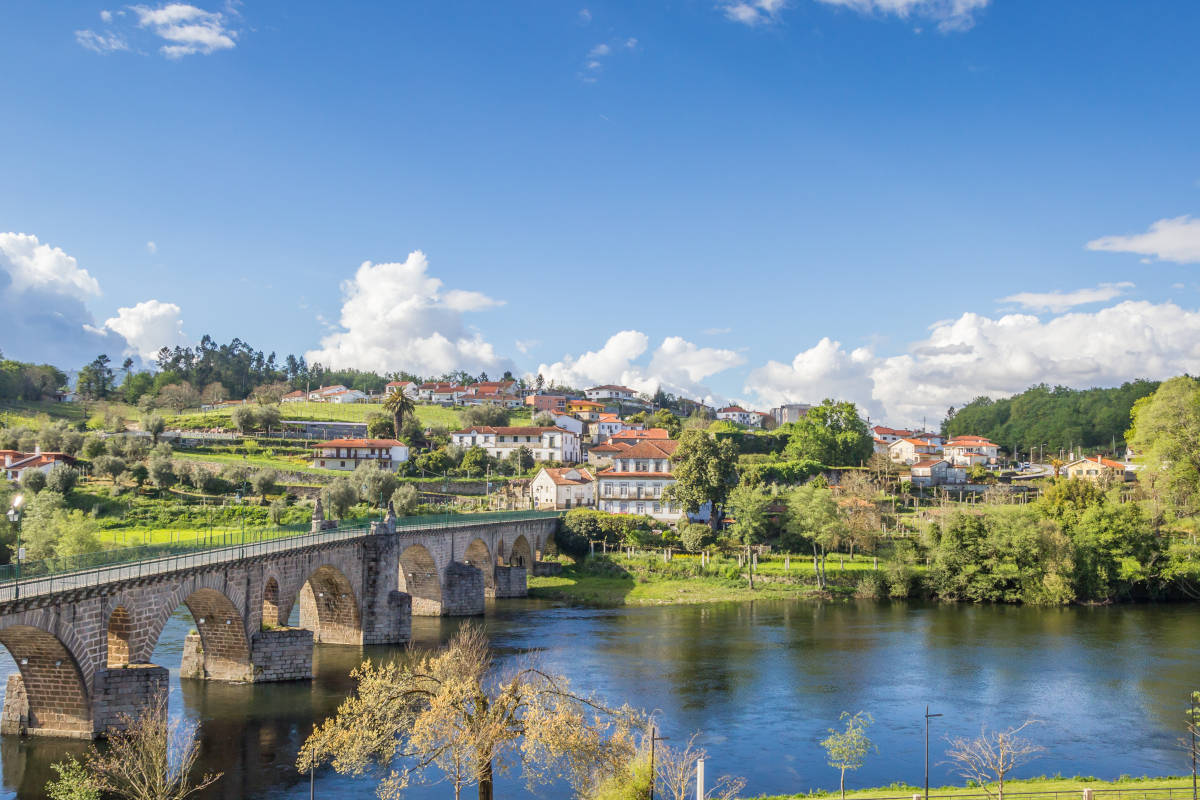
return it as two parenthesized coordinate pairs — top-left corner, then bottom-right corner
(143, 413), (166, 444)
(837, 472), (882, 559)
(532, 412), (557, 427)
(354, 462), (398, 507)
(821, 711), (875, 800)
(649, 409), (682, 438)
(461, 405), (510, 428)
(945, 722), (1043, 800)
(230, 405), (257, 434)
(93, 455), (127, 485)
(252, 380), (291, 405)
(367, 412), (396, 438)
(66, 693), (221, 800)
(19, 469), (47, 495)
(322, 477), (359, 519)
(653, 733), (746, 800)
(297, 624), (638, 800)
(82, 436), (107, 460)
(200, 381), (228, 407)
(535, 373), (545, 393)
(784, 484), (844, 590)
(460, 446), (490, 477)
(128, 463), (149, 489)
(256, 404), (281, 431)
(726, 483), (772, 545)
(679, 523), (713, 553)
(663, 430), (738, 527)
(46, 755), (101, 800)
(784, 399), (872, 466)
(1185, 690), (1200, 796)
(384, 389), (417, 441)
(77, 355), (115, 400)
(506, 446), (534, 475)
(250, 469), (278, 501)
(392, 483), (420, 514)
(149, 458), (176, 494)
(45, 464), (79, 495)
(158, 382), (200, 413)
(1128, 376), (1200, 518)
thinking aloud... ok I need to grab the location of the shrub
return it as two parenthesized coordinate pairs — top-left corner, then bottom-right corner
(19, 469), (47, 494)
(679, 523), (713, 553)
(44, 464), (79, 494)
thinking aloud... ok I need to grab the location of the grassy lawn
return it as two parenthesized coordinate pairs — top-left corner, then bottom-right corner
(172, 450), (344, 476)
(165, 402), (531, 430)
(752, 774), (1197, 800)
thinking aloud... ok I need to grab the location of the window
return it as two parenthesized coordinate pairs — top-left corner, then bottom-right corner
(653, 502), (661, 513)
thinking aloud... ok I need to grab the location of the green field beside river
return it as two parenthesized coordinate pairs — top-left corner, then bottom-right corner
(753, 774), (1197, 800)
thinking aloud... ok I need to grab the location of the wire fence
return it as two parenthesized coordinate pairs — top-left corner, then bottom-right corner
(0, 509), (561, 603)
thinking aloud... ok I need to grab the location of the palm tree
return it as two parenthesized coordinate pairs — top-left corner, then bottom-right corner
(383, 389), (416, 440)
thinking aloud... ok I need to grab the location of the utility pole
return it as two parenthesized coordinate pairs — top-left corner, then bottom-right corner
(649, 725), (669, 800)
(925, 705), (943, 800)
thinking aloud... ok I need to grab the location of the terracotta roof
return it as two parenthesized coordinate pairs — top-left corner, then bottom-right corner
(570, 400), (605, 408)
(315, 439), (405, 448)
(892, 437), (936, 448)
(539, 467), (595, 486)
(589, 443), (625, 453)
(1070, 456), (1127, 470)
(718, 405), (748, 414)
(610, 428), (670, 441)
(911, 458), (948, 469)
(611, 440), (678, 458)
(597, 470), (675, 479)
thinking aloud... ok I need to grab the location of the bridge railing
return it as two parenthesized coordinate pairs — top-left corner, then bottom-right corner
(0, 509), (561, 602)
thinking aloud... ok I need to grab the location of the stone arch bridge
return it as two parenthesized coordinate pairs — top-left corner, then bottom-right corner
(0, 509), (559, 739)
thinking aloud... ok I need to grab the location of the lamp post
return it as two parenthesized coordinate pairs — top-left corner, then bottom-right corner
(648, 724), (669, 800)
(8, 494), (24, 599)
(925, 705), (943, 800)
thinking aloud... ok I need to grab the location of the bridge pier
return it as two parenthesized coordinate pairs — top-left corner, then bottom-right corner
(182, 629), (315, 683)
(493, 565), (528, 599)
(442, 563), (485, 616)
(92, 665), (170, 734)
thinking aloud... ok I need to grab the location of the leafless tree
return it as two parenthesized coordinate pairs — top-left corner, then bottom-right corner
(655, 733), (746, 800)
(944, 721), (1043, 800)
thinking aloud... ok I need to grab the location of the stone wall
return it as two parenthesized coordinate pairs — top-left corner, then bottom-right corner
(92, 665), (169, 733)
(0, 675), (27, 736)
(493, 566), (527, 599)
(180, 633), (205, 680)
(533, 561), (562, 577)
(250, 628), (313, 682)
(441, 563), (485, 616)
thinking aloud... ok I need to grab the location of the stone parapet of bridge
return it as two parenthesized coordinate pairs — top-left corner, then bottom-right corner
(0, 510), (559, 739)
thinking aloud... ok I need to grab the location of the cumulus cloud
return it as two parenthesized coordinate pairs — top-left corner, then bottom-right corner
(0, 232), (184, 367)
(588, 43), (611, 57)
(0, 232), (101, 299)
(999, 282), (1134, 313)
(815, 0), (990, 32)
(102, 300), (187, 362)
(78, 2), (238, 58)
(722, 0), (787, 26)
(746, 301), (1200, 427)
(1087, 216), (1200, 264)
(75, 29), (129, 53)
(305, 251), (511, 377)
(536, 331), (743, 402)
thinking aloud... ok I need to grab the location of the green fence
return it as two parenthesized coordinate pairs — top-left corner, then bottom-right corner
(0, 508), (561, 586)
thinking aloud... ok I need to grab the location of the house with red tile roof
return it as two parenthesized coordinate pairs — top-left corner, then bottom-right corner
(716, 406), (765, 427)
(910, 458), (966, 488)
(311, 439), (410, 472)
(943, 435), (1000, 467)
(595, 440), (687, 521)
(450, 426), (582, 463)
(1064, 455), (1133, 482)
(3, 449), (76, 482)
(887, 437), (942, 465)
(585, 385), (638, 402)
(530, 467), (596, 509)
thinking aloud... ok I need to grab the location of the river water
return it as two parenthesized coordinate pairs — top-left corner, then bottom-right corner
(0, 598), (1197, 799)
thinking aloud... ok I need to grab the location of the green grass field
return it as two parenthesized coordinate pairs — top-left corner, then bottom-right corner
(753, 774), (1196, 800)
(171, 449), (344, 475)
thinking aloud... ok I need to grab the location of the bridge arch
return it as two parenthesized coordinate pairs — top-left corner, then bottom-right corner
(464, 538), (494, 592)
(510, 534), (533, 569)
(0, 624), (92, 737)
(399, 544), (442, 616)
(262, 576), (281, 628)
(107, 606), (133, 668)
(298, 565), (362, 645)
(143, 584), (252, 682)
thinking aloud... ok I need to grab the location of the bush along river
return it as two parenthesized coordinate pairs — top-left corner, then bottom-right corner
(0, 597), (1198, 799)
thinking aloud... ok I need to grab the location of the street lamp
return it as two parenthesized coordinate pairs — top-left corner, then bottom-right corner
(8, 494), (25, 598)
(924, 705), (943, 800)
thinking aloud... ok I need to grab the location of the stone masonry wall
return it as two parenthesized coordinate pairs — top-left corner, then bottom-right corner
(441, 563), (485, 616)
(250, 628), (313, 682)
(493, 566), (527, 599)
(0, 675), (27, 736)
(92, 665), (169, 733)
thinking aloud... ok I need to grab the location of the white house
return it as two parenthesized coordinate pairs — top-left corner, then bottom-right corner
(323, 388), (368, 404)
(450, 426), (582, 463)
(385, 381), (419, 399)
(2, 449), (76, 482)
(281, 390), (307, 403)
(547, 413), (585, 436)
(888, 437), (942, 465)
(716, 406), (762, 427)
(311, 438), (410, 472)
(910, 459), (966, 488)
(530, 467), (596, 509)
(1063, 455), (1133, 483)
(943, 436), (1000, 467)
(585, 385), (637, 402)
(596, 440), (685, 521)
(307, 385), (349, 401)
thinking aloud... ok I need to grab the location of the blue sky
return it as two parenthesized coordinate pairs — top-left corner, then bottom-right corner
(2, 0), (1200, 425)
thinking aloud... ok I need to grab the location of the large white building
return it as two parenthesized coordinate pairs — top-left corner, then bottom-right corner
(943, 435), (1000, 467)
(716, 406), (763, 427)
(530, 467), (596, 509)
(585, 385), (637, 402)
(311, 438), (410, 472)
(596, 440), (685, 521)
(450, 426), (582, 463)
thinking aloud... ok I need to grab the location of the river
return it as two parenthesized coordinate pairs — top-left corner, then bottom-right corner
(0, 598), (1197, 799)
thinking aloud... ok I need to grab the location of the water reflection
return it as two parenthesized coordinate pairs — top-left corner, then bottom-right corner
(0, 599), (1198, 799)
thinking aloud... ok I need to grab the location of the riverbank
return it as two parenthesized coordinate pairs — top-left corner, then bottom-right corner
(527, 552), (879, 605)
(752, 774), (1196, 800)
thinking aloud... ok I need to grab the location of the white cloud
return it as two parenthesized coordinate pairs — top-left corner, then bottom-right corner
(0, 232), (101, 299)
(131, 3), (237, 58)
(625, 37), (638, 48)
(999, 282), (1134, 313)
(746, 301), (1200, 427)
(305, 251), (511, 377)
(146, 240), (158, 254)
(75, 29), (129, 53)
(722, 0), (787, 26)
(100, 9), (114, 22)
(588, 43), (611, 57)
(814, 0), (990, 32)
(1087, 216), (1200, 264)
(578, 8), (592, 23)
(536, 330), (743, 402)
(515, 339), (540, 355)
(102, 299), (187, 362)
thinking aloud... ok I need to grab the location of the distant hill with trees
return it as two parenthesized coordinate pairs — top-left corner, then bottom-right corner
(942, 380), (1160, 454)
